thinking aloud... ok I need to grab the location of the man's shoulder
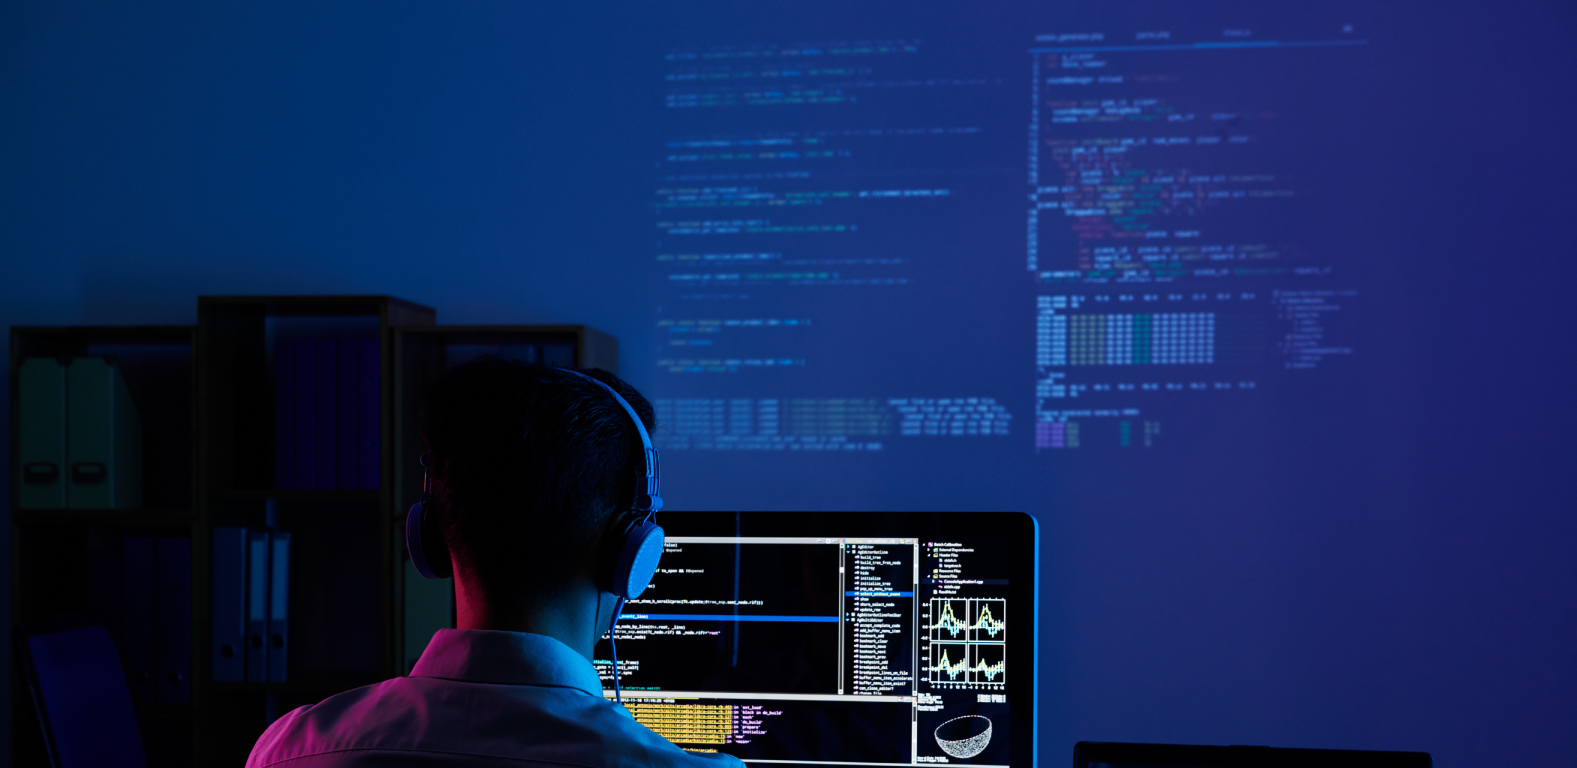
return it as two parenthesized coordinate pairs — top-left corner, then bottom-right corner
(246, 676), (743, 768)
(245, 677), (424, 767)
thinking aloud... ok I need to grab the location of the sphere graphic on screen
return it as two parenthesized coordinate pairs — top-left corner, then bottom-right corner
(933, 715), (992, 759)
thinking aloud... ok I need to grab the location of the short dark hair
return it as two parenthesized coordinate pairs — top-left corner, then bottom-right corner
(419, 358), (656, 604)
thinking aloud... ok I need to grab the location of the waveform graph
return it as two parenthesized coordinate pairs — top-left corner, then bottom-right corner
(969, 643), (1006, 684)
(925, 598), (1008, 689)
(929, 642), (970, 684)
(968, 599), (1006, 643)
(929, 598), (969, 640)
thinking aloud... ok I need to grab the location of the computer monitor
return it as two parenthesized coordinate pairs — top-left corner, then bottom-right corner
(593, 511), (1038, 767)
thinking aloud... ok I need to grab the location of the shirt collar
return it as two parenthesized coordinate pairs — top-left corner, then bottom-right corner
(410, 629), (606, 697)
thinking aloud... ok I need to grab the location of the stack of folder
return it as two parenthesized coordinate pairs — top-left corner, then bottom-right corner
(274, 338), (379, 490)
(16, 357), (143, 509)
(122, 536), (191, 704)
(211, 527), (291, 682)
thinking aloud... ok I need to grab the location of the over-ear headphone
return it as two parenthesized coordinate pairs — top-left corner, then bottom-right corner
(405, 451), (450, 579)
(405, 368), (666, 603)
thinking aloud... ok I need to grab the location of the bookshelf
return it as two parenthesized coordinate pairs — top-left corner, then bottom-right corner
(9, 325), (197, 767)
(194, 295), (434, 766)
(10, 301), (622, 766)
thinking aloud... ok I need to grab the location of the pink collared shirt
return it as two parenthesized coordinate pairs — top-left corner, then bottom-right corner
(247, 629), (744, 768)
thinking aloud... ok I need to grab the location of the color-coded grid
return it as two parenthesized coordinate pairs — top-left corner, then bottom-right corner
(1034, 421), (1080, 449)
(1042, 312), (1215, 366)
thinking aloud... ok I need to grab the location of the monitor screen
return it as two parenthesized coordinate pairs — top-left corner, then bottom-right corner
(593, 511), (1037, 767)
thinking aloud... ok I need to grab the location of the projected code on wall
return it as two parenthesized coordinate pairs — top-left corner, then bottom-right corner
(647, 23), (1366, 452)
(1028, 29), (1365, 450)
(652, 38), (1018, 451)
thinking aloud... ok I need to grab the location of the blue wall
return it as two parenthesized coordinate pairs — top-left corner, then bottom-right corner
(3, 0), (1576, 764)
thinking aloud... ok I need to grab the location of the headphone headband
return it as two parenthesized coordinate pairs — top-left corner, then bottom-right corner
(559, 369), (663, 514)
(404, 364), (664, 705)
(406, 367), (664, 584)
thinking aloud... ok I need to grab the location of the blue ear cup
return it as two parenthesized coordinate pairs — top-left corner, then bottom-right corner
(405, 497), (443, 580)
(612, 519), (665, 600)
(406, 452), (452, 580)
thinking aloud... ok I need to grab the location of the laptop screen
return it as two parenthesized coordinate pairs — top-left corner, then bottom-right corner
(593, 511), (1038, 767)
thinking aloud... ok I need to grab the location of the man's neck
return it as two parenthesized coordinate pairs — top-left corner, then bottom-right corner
(453, 569), (613, 661)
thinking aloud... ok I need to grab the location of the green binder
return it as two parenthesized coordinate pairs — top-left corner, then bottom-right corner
(17, 358), (67, 509)
(66, 357), (143, 509)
